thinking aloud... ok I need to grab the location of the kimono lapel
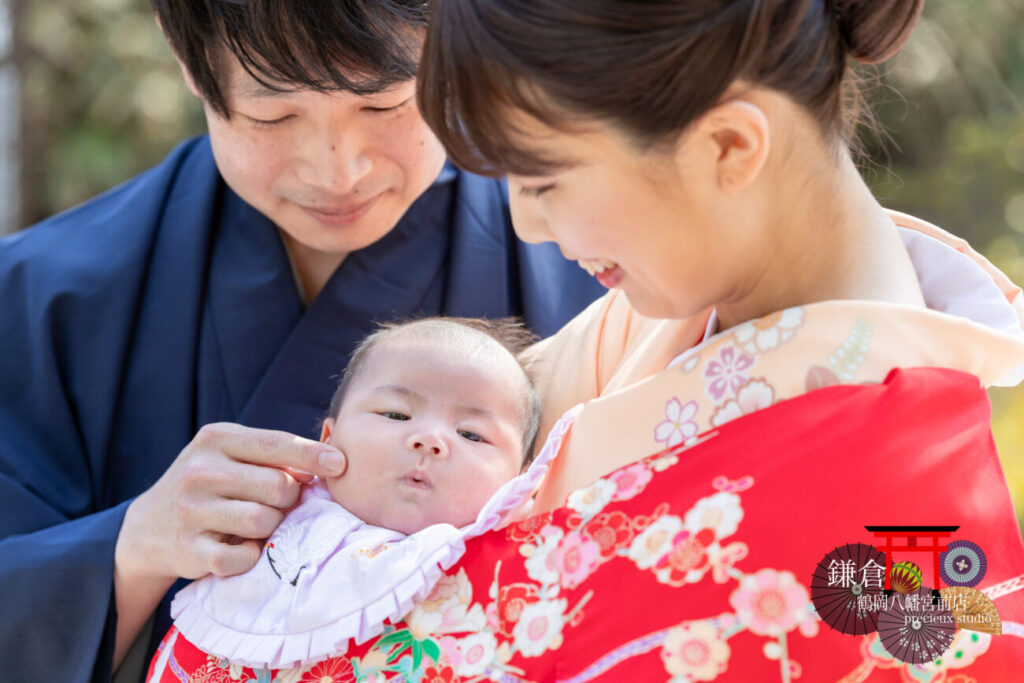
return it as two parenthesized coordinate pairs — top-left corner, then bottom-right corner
(234, 169), (457, 437)
(196, 189), (304, 427)
(560, 302), (1024, 502)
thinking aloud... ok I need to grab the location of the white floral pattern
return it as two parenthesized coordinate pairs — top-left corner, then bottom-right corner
(628, 515), (685, 570)
(512, 598), (568, 657)
(733, 307), (804, 355)
(654, 398), (699, 448)
(684, 492), (744, 538)
(710, 379), (775, 428)
(661, 621), (730, 681)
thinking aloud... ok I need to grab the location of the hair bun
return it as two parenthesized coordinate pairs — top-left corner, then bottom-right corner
(838, 0), (925, 64)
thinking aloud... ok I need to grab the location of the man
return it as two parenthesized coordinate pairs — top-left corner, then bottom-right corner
(0, 2), (602, 680)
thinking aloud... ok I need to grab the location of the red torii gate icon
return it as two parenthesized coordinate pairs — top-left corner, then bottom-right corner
(865, 525), (959, 599)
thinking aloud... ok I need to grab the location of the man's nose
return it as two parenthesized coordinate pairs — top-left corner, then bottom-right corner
(296, 129), (372, 194)
(407, 430), (448, 458)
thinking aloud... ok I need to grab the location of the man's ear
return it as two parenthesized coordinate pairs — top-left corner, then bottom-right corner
(688, 99), (770, 194)
(320, 418), (334, 444)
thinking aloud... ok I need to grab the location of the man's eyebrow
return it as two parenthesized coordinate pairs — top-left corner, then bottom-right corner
(234, 80), (296, 99)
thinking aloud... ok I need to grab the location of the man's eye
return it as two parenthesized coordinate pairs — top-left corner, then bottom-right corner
(382, 411), (410, 421)
(246, 114), (294, 128)
(458, 430), (484, 443)
(518, 184), (555, 198)
(363, 98), (411, 114)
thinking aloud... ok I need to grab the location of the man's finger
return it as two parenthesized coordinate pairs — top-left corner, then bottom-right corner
(199, 423), (346, 477)
(196, 534), (263, 577)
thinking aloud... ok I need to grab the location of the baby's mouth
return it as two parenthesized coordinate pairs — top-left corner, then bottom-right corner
(400, 470), (433, 489)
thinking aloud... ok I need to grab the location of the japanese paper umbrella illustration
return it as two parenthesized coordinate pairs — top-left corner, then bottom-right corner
(811, 543), (886, 635)
(940, 540), (987, 587)
(877, 586), (956, 664)
(939, 586), (1002, 635)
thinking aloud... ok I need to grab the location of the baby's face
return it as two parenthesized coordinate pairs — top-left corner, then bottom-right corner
(322, 334), (526, 534)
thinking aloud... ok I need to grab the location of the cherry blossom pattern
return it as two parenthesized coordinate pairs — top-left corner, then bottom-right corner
(628, 515), (686, 570)
(729, 569), (811, 637)
(513, 598), (569, 657)
(547, 530), (603, 589)
(654, 528), (717, 587)
(710, 378), (775, 428)
(449, 631), (498, 678)
(522, 524), (566, 586)
(702, 344), (756, 401)
(419, 665), (460, 683)
(654, 398), (699, 448)
(582, 510), (637, 560)
(566, 479), (617, 519)
(920, 629), (992, 674)
(407, 569), (486, 640)
(733, 307), (804, 356)
(608, 463), (654, 501)
(684, 492), (744, 538)
(506, 512), (553, 543)
(488, 583), (540, 637)
(661, 621), (731, 682)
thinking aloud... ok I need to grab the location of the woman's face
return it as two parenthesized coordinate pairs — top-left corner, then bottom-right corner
(506, 117), (752, 320)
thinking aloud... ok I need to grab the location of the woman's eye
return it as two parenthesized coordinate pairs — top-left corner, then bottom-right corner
(246, 114), (294, 128)
(382, 411), (410, 421)
(458, 430), (484, 443)
(518, 184), (555, 198)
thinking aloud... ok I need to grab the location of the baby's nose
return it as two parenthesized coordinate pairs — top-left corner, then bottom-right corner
(407, 432), (446, 457)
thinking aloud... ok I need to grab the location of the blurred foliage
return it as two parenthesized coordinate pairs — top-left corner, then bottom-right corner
(14, 2), (1024, 526)
(17, 0), (204, 225)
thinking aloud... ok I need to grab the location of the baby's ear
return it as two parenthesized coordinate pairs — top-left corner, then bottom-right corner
(320, 418), (335, 444)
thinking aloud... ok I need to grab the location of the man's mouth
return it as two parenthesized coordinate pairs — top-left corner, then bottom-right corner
(298, 193), (382, 226)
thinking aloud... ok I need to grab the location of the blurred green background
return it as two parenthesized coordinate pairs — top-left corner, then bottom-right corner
(5, 2), (1023, 529)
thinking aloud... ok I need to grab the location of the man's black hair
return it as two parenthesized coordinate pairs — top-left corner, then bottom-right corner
(151, 0), (430, 117)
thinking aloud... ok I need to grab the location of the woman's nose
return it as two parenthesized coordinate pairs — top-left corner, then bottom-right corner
(407, 431), (448, 458)
(508, 184), (554, 244)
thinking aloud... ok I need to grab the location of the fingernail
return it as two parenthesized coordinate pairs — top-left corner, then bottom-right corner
(319, 451), (345, 476)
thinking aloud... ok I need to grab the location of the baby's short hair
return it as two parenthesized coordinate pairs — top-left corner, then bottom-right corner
(327, 317), (541, 463)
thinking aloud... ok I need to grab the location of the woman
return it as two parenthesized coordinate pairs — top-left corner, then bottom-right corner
(153, 0), (1024, 680)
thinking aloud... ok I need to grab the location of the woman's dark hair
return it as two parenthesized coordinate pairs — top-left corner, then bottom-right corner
(418, 0), (924, 176)
(151, 0), (430, 118)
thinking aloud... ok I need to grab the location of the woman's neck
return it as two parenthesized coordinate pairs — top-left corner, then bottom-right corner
(714, 149), (925, 331)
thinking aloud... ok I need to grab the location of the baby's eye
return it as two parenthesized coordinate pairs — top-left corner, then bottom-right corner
(382, 411), (410, 421)
(458, 430), (484, 443)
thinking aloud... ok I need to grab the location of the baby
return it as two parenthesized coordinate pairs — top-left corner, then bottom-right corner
(319, 316), (540, 534)
(163, 317), (549, 672)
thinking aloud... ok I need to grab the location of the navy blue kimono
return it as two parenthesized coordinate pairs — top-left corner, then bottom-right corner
(0, 137), (603, 682)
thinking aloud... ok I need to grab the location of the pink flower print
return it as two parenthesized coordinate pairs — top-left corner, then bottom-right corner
(549, 530), (602, 589)
(702, 344), (755, 401)
(654, 398), (699, 448)
(710, 378), (774, 427)
(609, 463), (654, 501)
(729, 568), (810, 636)
(661, 621), (730, 681)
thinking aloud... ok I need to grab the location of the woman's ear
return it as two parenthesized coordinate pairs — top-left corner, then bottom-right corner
(691, 99), (770, 194)
(320, 418), (335, 444)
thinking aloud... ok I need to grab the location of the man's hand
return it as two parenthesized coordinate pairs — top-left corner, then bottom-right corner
(111, 423), (346, 667)
(117, 422), (347, 582)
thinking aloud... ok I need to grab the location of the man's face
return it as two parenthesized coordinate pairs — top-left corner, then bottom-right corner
(195, 55), (447, 258)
